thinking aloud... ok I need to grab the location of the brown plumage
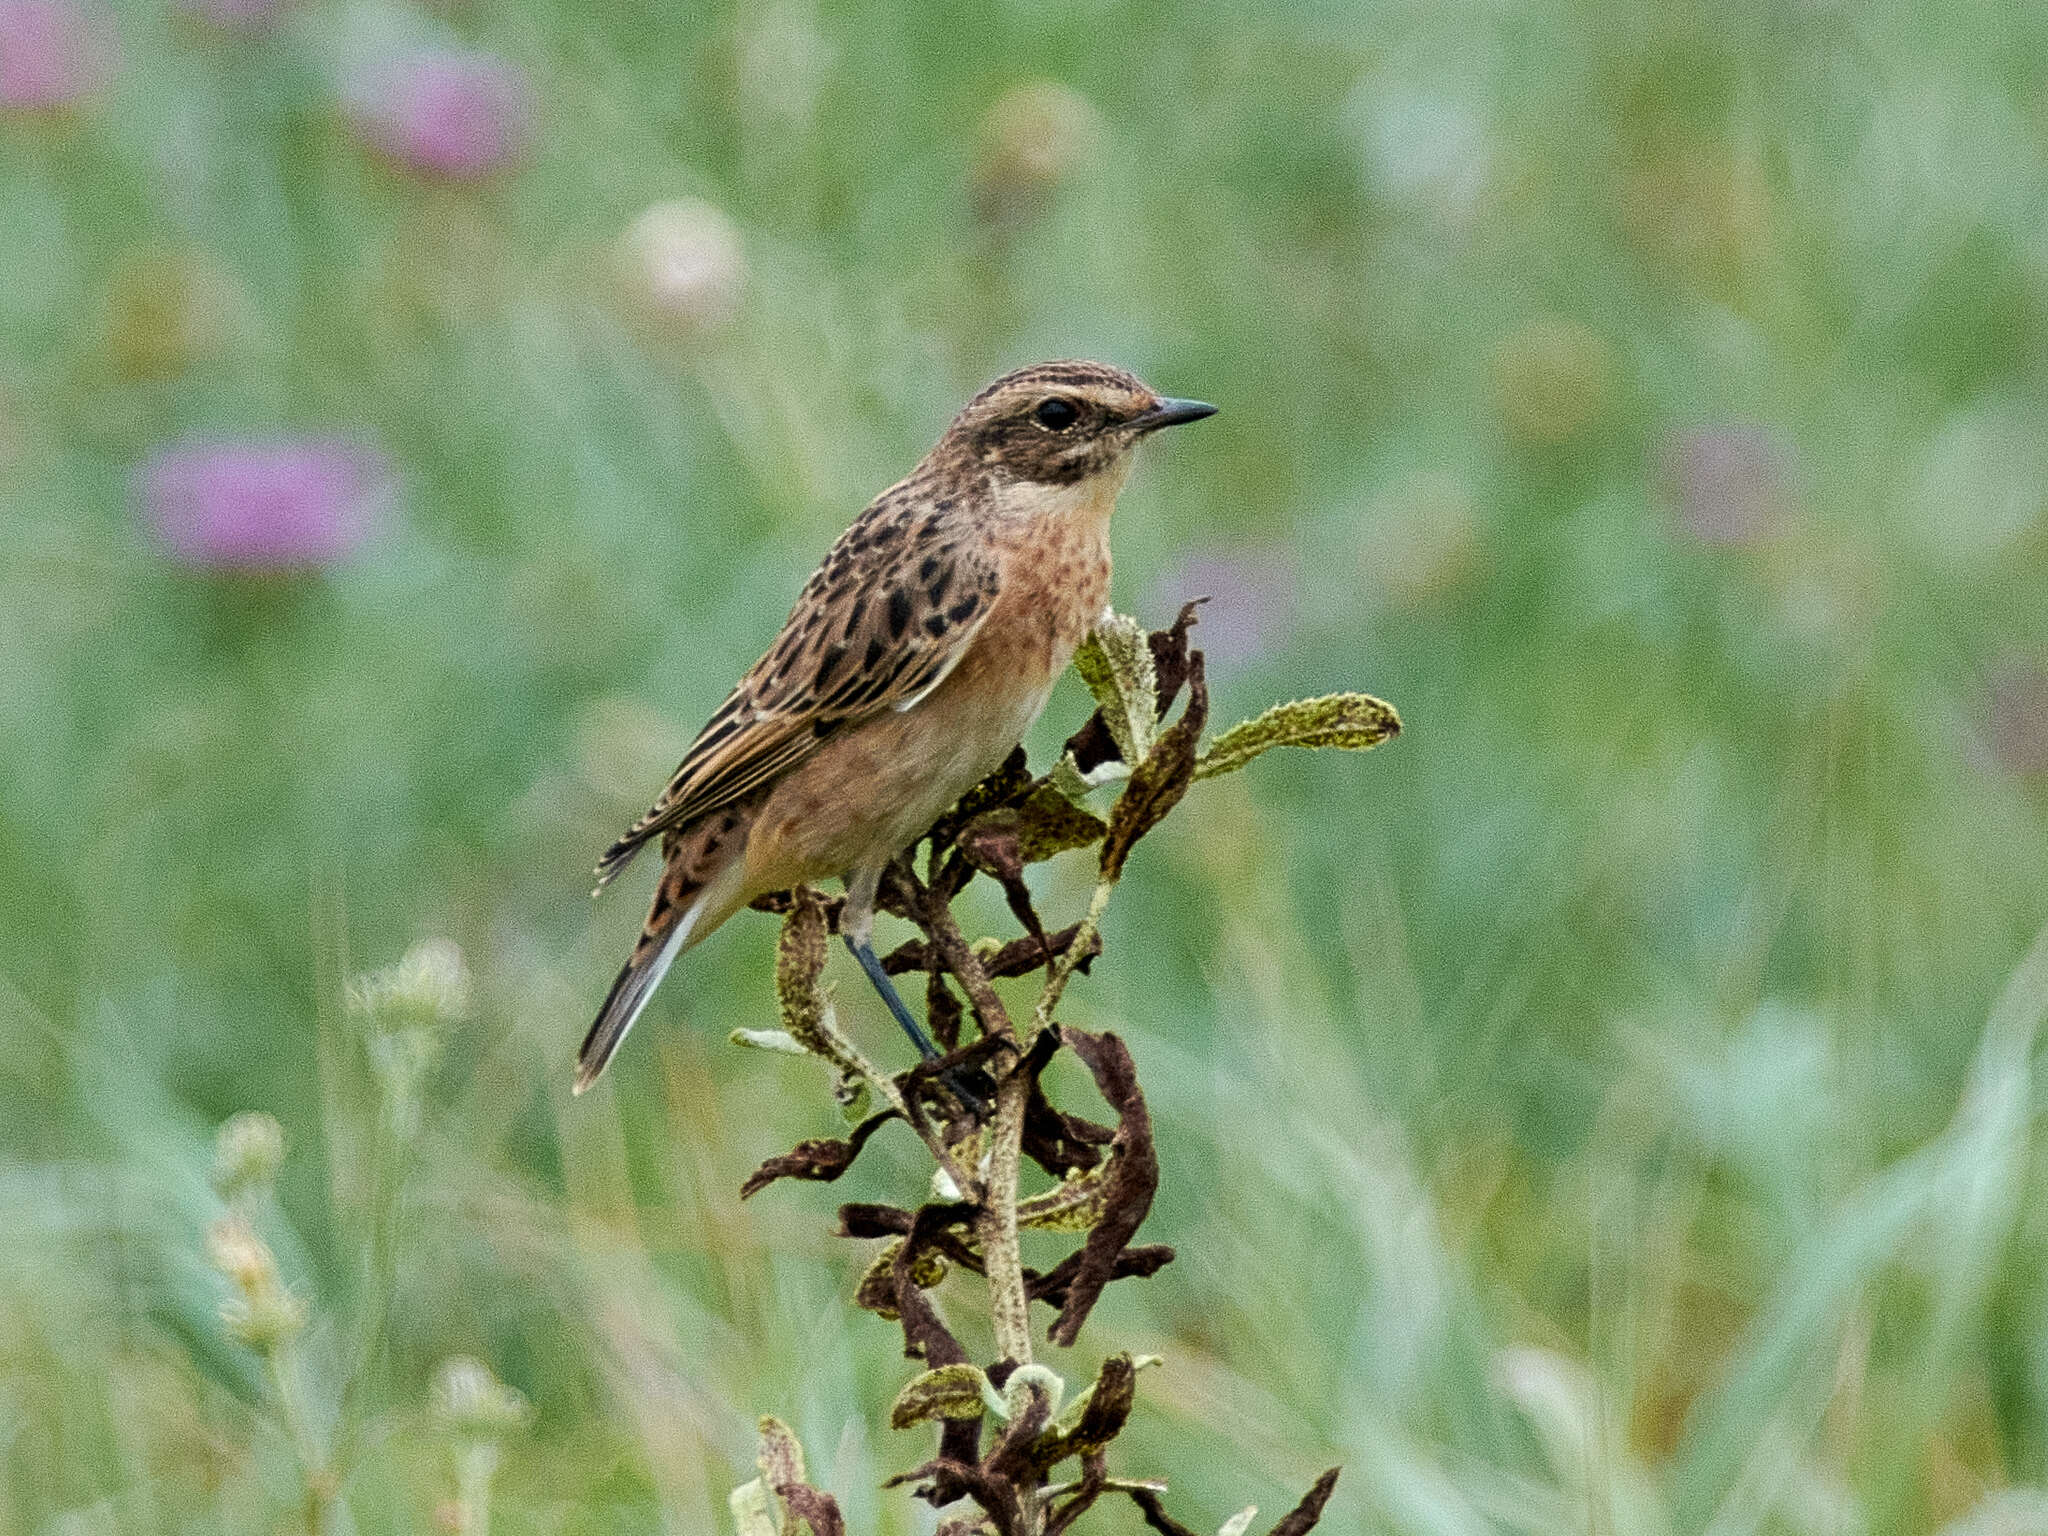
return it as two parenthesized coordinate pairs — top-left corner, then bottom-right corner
(578, 360), (1215, 1092)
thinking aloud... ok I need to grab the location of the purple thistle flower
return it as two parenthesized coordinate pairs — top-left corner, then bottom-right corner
(0, 0), (114, 110)
(138, 438), (394, 570)
(349, 50), (533, 180)
(1662, 425), (1796, 547)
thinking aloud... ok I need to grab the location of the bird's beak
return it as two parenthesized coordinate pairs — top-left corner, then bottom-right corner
(1129, 397), (1218, 433)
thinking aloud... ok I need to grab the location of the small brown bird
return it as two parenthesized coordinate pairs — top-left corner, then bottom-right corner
(578, 361), (1215, 1092)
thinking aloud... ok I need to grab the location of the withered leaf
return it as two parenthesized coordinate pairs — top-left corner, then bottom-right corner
(740, 1111), (895, 1199)
(927, 966), (964, 1051)
(854, 1235), (950, 1320)
(1045, 1455), (1110, 1535)
(1099, 653), (1208, 882)
(774, 886), (842, 1064)
(883, 1456), (1019, 1530)
(980, 1370), (1057, 1487)
(1147, 599), (1206, 717)
(1061, 713), (1122, 778)
(892, 1203), (978, 1365)
(1016, 1163), (1114, 1233)
(839, 1202), (913, 1238)
(939, 1414), (983, 1491)
(1019, 1028), (1113, 1176)
(890, 1363), (990, 1429)
(778, 1484), (847, 1536)
(1123, 1486), (1203, 1536)
(1064, 1353), (1136, 1455)
(961, 789), (1108, 872)
(952, 816), (1053, 966)
(883, 923), (1100, 982)
(1034, 1353), (1136, 1470)
(756, 1416), (807, 1530)
(1264, 1469), (1341, 1536)
(1048, 1028), (1161, 1347)
(1025, 1244), (1174, 1308)
(925, 744), (1035, 850)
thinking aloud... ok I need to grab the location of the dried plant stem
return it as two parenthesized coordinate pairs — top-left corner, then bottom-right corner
(267, 1343), (337, 1533)
(917, 890), (1037, 1369)
(979, 1060), (1034, 1367)
(1034, 874), (1116, 1034)
(735, 609), (1365, 1536)
(452, 1439), (501, 1536)
(920, 889), (1017, 1046)
(333, 1117), (402, 1475)
(980, 872), (1118, 1378)
(816, 1006), (981, 1199)
(872, 1060), (980, 1201)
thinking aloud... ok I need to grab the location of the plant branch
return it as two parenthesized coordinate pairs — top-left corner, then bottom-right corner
(980, 1056), (1034, 1367)
(1034, 874), (1116, 1034)
(730, 607), (1379, 1536)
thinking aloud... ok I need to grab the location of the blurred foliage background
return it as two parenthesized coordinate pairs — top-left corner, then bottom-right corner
(7, 0), (2048, 1531)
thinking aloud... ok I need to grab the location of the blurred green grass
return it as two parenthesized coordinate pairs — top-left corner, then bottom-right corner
(7, 0), (2048, 1531)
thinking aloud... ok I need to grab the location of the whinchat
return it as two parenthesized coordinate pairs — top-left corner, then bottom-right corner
(578, 361), (1215, 1093)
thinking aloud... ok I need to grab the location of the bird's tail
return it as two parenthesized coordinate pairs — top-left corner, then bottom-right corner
(576, 842), (747, 1094)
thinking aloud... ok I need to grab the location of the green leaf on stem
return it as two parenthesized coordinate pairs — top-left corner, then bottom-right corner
(1194, 693), (1401, 781)
(1073, 614), (1158, 764)
(730, 1477), (777, 1536)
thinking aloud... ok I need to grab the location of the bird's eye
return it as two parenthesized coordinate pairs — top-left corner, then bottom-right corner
(1034, 397), (1080, 432)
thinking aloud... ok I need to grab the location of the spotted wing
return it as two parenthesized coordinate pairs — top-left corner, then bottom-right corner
(593, 514), (1000, 890)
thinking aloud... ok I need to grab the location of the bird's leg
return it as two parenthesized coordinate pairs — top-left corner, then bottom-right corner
(842, 868), (987, 1114)
(844, 932), (942, 1060)
(838, 868), (938, 1060)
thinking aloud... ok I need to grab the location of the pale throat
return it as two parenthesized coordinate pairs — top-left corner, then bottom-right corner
(987, 456), (1128, 665)
(993, 455), (1133, 545)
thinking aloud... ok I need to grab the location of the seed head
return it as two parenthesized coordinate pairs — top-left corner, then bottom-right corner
(212, 1110), (284, 1203)
(617, 199), (747, 338)
(972, 82), (1100, 223)
(432, 1356), (530, 1438)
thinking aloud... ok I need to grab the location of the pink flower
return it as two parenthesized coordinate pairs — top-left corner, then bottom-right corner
(1662, 425), (1796, 547)
(349, 50), (533, 180)
(138, 438), (394, 570)
(1148, 552), (1299, 666)
(0, 0), (114, 110)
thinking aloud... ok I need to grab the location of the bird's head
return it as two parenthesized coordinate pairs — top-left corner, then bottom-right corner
(943, 360), (1216, 487)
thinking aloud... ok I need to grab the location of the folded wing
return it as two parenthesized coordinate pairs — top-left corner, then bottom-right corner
(593, 503), (1001, 891)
